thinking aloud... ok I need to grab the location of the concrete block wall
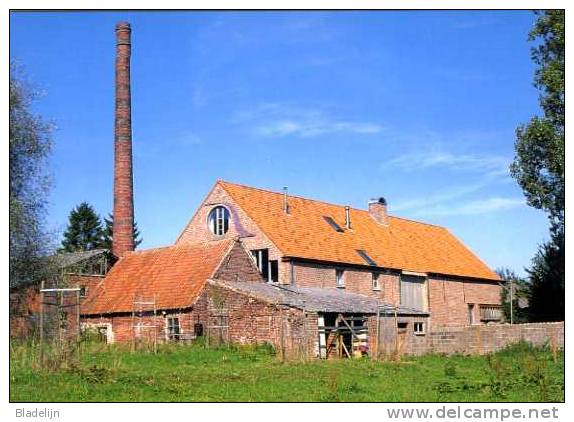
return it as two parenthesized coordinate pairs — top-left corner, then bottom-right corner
(428, 322), (564, 355)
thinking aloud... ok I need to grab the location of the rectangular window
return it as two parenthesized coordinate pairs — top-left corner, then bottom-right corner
(268, 260), (279, 283)
(336, 269), (345, 288)
(251, 249), (269, 280)
(413, 322), (425, 335)
(397, 322), (408, 334)
(167, 317), (181, 341)
(79, 286), (87, 298)
(372, 273), (381, 291)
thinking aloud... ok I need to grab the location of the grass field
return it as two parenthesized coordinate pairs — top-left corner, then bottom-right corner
(10, 340), (564, 402)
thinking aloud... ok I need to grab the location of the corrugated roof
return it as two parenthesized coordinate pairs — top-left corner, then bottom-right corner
(81, 240), (233, 315)
(218, 181), (499, 281)
(210, 280), (428, 315)
(52, 249), (109, 269)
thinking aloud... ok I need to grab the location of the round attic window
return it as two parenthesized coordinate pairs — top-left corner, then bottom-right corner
(208, 206), (230, 236)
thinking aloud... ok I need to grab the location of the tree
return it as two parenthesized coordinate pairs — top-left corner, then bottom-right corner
(510, 10), (564, 233)
(60, 202), (105, 252)
(101, 213), (143, 251)
(510, 10), (564, 322)
(527, 231), (564, 322)
(496, 268), (530, 324)
(9, 63), (53, 287)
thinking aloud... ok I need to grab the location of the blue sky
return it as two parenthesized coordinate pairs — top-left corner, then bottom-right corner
(10, 11), (549, 275)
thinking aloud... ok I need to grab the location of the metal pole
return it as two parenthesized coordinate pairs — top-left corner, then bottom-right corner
(375, 307), (380, 360)
(39, 280), (45, 367)
(76, 288), (81, 361)
(510, 278), (514, 325)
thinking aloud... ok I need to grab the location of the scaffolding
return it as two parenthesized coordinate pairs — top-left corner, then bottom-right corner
(132, 295), (158, 353)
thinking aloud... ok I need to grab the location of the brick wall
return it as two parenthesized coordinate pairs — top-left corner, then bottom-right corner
(202, 283), (316, 359)
(213, 241), (264, 283)
(373, 320), (564, 357)
(428, 276), (501, 328)
(292, 261), (400, 305)
(428, 322), (564, 355)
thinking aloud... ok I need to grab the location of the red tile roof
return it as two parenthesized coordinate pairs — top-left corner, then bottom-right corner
(218, 181), (500, 281)
(81, 240), (233, 315)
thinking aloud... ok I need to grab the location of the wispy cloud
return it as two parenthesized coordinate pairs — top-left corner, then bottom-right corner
(233, 102), (384, 138)
(415, 197), (525, 217)
(388, 150), (510, 177)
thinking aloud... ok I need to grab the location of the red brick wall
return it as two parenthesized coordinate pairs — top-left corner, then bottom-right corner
(292, 262), (400, 305)
(428, 276), (501, 328)
(213, 241), (265, 283)
(202, 283), (316, 359)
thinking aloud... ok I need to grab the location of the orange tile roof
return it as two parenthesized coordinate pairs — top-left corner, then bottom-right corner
(219, 181), (500, 281)
(81, 240), (233, 315)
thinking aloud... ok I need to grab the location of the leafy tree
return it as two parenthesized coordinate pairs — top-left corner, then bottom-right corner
(9, 63), (54, 287)
(101, 213), (143, 250)
(527, 231), (564, 322)
(509, 11), (565, 322)
(60, 202), (105, 252)
(510, 10), (564, 233)
(496, 268), (530, 324)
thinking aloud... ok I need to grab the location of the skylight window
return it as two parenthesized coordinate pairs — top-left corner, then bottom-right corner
(323, 216), (343, 232)
(356, 249), (377, 266)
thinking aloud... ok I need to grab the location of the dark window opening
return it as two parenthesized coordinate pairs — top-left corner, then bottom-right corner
(356, 249), (377, 266)
(269, 260), (279, 283)
(251, 249), (269, 280)
(194, 323), (204, 337)
(323, 216), (344, 232)
(397, 322), (408, 334)
(79, 286), (87, 298)
(167, 317), (181, 341)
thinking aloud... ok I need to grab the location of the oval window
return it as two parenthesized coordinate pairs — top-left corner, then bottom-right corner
(208, 206), (230, 236)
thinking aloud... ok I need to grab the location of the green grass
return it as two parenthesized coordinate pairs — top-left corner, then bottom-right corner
(10, 340), (564, 402)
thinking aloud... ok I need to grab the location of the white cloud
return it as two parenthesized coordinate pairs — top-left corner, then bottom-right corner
(413, 197), (524, 217)
(233, 102), (383, 138)
(388, 150), (510, 177)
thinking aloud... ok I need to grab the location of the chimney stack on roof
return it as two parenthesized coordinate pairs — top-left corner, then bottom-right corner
(368, 197), (388, 226)
(283, 187), (290, 214)
(112, 22), (135, 258)
(344, 206), (351, 229)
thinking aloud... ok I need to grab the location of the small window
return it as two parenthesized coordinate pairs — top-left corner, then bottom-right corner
(397, 322), (408, 333)
(79, 286), (87, 298)
(372, 273), (381, 291)
(356, 249), (377, 266)
(167, 317), (181, 341)
(414, 322), (425, 335)
(336, 269), (345, 288)
(208, 206), (230, 236)
(323, 216), (344, 232)
(269, 260), (279, 283)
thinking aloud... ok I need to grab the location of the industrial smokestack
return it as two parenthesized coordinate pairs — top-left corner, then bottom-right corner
(113, 22), (135, 258)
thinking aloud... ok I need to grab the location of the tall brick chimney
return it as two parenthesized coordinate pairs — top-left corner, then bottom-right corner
(113, 22), (135, 258)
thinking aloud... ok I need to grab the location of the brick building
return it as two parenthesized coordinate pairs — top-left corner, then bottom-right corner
(176, 180), (502, 331)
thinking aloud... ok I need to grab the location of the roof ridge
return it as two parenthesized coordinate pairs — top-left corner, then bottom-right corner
(127, 239), (232, 256)
(219, 179), (446, 229)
